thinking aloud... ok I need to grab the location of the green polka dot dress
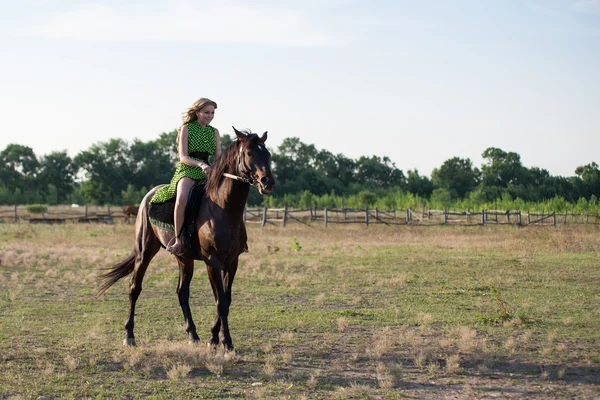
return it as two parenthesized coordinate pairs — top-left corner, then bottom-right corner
(150, 121), (217, 204)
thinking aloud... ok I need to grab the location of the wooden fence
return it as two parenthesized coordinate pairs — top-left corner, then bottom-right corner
(2, 205), (600, 227)
(0, 205), (125, 224)
(242, 207), (600, 228)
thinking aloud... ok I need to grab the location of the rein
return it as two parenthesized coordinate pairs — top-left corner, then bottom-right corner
(223, 173), (253, 185)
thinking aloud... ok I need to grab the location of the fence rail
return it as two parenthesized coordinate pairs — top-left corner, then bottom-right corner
(2, 205), (600, 227)
(240, 207), (600, 228)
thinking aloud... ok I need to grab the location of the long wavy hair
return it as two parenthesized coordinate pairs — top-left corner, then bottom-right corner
(176, 98), (218, 146)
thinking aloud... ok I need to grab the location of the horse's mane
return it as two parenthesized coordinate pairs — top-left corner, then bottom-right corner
(206, 131), (261, 200)
(205, 140), (239, 199)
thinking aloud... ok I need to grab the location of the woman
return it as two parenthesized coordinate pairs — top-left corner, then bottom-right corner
(150, 98), (221, 255)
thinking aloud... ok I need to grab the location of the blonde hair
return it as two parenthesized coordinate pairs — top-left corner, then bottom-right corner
(177, 97), (218, 145)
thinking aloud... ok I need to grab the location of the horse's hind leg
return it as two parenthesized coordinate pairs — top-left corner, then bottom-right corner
(124, 220), (161, 346)
(176, 257), (200, 343)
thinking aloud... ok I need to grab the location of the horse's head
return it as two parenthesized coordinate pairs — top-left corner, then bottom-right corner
(233, 127), (275, 194)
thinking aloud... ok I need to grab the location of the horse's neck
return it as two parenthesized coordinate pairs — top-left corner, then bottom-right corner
(212, 173), (249, 222)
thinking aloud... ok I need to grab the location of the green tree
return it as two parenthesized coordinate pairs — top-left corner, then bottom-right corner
(37, 151), (77, 203)
(74, 138), (132, 204)
(130, 138), (175, 190)
(481, 147), (528, 188)
(406, 169), (434, 198)
(431, 157), (480, 199)
(0, 144), (40, 195)
(430, 188), (453, 209)
(154, 129), (179, 165)
(575, 162), (600, 199)
(355, 155), (405, 188)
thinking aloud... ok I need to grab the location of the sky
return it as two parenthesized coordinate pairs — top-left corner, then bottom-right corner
(0, 0), (599, 178)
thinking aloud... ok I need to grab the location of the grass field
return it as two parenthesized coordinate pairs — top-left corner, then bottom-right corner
(1, 222), (599, 399)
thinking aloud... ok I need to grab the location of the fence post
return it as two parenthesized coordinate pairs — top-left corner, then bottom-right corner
(481, 210), (485, 225)
(553, 212), (557, 227)
(14, 205), (18, 223)
(506, 210), (510, 223)
(365, 205), (369, 228)
(324, 207), (328, 227)
(564, 210), (568, 224)
(375, 207), (379, 223)
(406, 208), (410, 224)
(586, 214), (589, 224)
(518, 210), (522, 226)
(261, 207), (267, 228)
(527, 210), (530, 225)
(443, 209), (448, 224)
(243, 207), (247, 222)
(283, 206), (287, 227)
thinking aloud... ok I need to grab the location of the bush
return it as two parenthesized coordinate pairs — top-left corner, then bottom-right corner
(26, 204), (48, 214)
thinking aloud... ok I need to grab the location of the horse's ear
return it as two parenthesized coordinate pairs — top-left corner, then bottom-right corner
(232, 126), (246, 140)
(259, 131), (268, 144)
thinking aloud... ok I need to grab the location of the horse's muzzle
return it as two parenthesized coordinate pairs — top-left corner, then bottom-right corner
(257, 175), (274, 195)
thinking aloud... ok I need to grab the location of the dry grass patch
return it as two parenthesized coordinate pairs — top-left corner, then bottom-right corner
(63, 354), (80, 371)
(263, 354), (277, 377)
(445, 354), (462, 374)
(376, 362), (394, 389)
(167, 363), (192, 380)
(337, 316), (349, 333)
(314, 293), (326, 305)
(365, 327), (394, 359)
(455, 326), (477, 354)
(333, 382), (374, 399)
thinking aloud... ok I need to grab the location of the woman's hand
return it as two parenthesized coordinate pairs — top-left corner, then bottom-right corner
(201, 163), (211, 176)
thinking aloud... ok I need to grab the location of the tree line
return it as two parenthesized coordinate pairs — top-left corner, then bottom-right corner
(1, 130), (599, 213)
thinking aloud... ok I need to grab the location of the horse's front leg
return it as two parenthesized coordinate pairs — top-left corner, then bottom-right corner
(206, 252), (235, 350)
(176, 257), (200, 343)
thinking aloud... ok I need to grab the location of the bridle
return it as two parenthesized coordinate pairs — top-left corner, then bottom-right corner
(221, 143), (258, 186)
(223, 172), (254, 185)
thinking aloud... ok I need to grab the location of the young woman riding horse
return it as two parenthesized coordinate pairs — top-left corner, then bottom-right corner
(150, 97), (222, 256)
(97, 124), (274, 350)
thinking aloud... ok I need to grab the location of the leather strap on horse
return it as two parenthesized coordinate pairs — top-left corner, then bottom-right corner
(223, 173), (253, 185)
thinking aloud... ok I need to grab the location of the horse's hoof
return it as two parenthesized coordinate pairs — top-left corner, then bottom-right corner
(222, 342), (235, 351)
(123, 338), (136, 347)
(189, 339), (201, 345)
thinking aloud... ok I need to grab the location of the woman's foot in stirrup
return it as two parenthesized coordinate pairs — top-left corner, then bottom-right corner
(167, 239), (185, 256)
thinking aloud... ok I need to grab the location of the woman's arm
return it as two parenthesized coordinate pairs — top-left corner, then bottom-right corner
(178, 125), (210, 174)
(214, 128), (222, 159)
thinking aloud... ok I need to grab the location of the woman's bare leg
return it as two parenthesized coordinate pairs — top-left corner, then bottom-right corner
(169, 177), (195, 254)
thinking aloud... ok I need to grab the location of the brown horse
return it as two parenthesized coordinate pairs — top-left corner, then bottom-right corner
(97, 128), (274, 349)
(122, 205), (139, 224)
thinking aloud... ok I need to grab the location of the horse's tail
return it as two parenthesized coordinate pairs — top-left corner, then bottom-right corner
(96, 252), (135, 296)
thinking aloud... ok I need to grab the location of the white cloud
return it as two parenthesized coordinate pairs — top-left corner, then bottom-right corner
(10, 1), (348, 46)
